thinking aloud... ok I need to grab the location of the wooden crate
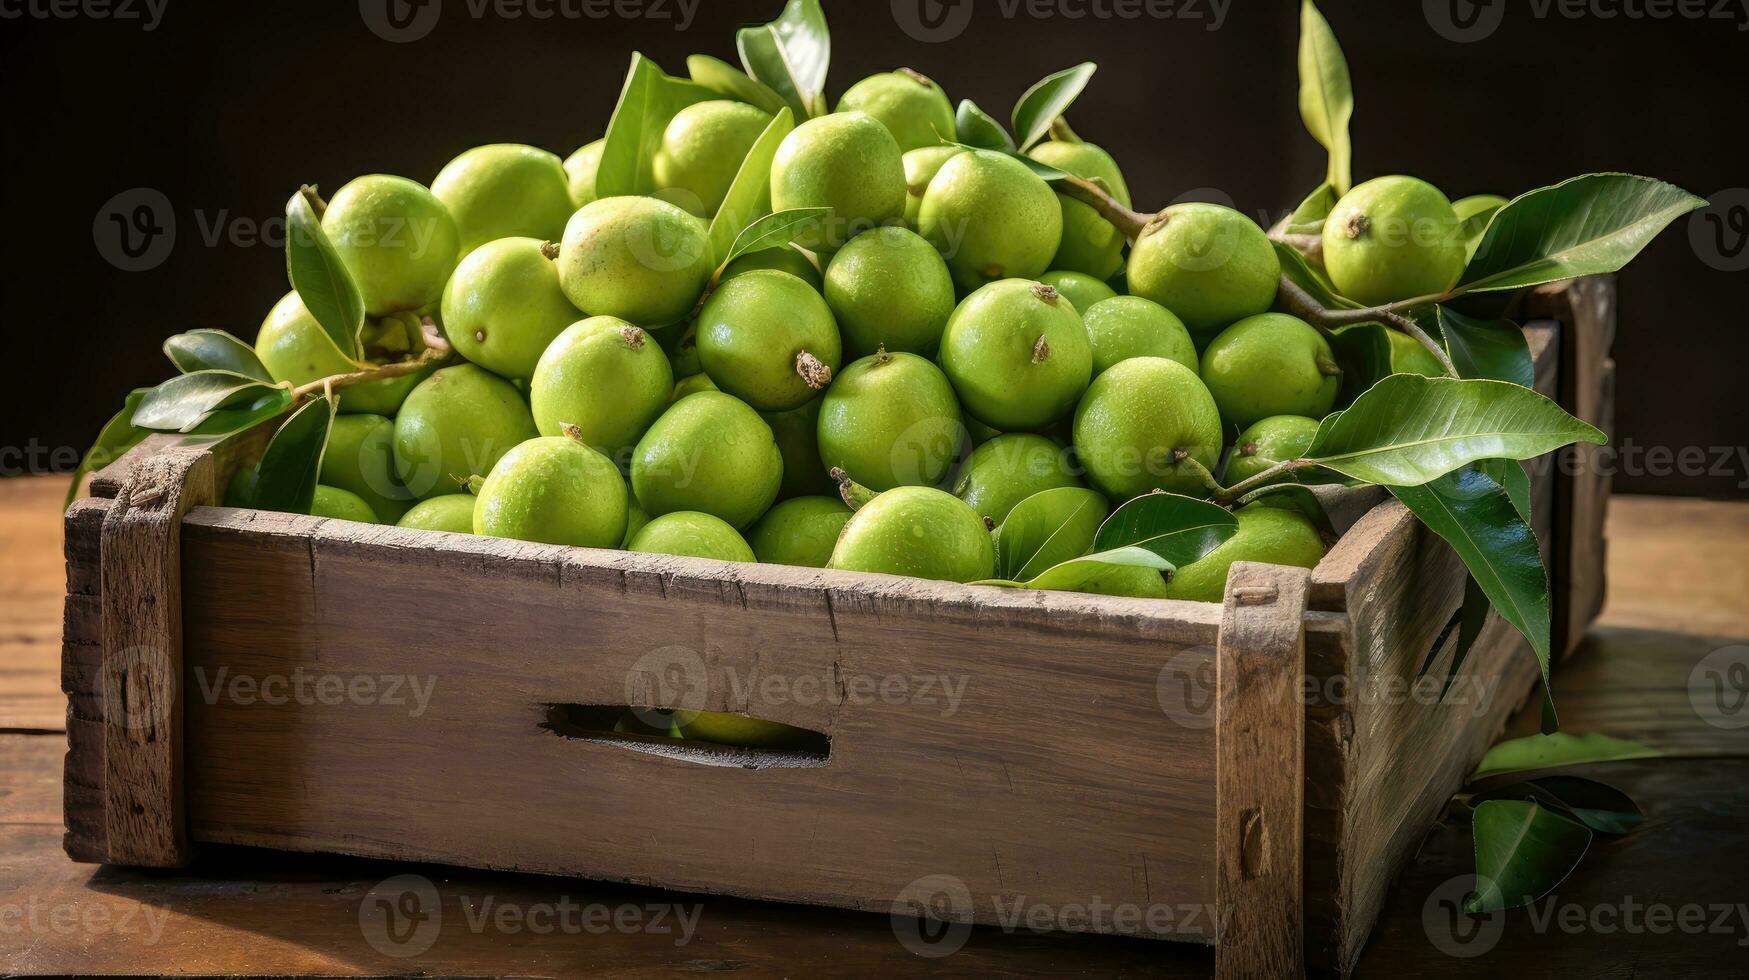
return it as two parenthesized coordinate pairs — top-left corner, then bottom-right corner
(61, 280), (1613, 977)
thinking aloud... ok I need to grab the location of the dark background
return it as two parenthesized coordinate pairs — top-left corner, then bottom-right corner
(2, 0), (1744, 495)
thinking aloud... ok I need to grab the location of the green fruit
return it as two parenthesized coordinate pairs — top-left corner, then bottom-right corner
(622, 498), (650, 547)
(824, 226), (956, 357)
(393, 365), (539, 499)
(441, 237), (581, 381)
(770, 111), (907, 253)
(1072, 564), (1170, 599)
(312, 486), (380, 523)
(255, 292), (429, 415)
(557, 196), (714, 328)
(952, 433), (1082, 525)
(631, 391), (783, 528)
(676, 711), (810, 749)
(653, 100), (773, 216)
(322, 175), (460, 317)
(564, 140), (604, 209)
(671, 373), (719, 403)
(655, 321), (702, 378)
(321, 414), (414, 523)
(764, 398), (836, 499)
(1082, 296), (1197, 375)
(1073, 357), (1223, 500)
(1125, 202), (1279, 340)
(628, 511), (756, 562)
(473, 434), (628, 548)
(747, 496), (853, 567)
(1039, 270), (1118, 315)
(1323, 175), (1465, 307)
(397, 495), (477, 534)
(828, 486), (995, 583)
(1223, 415), (1321, 486)
(817, 350), (963, 492)
(1162, 504), (1327, 602)
(835, 69), (956, 153)
(1387, 328), (1447, 377)
(939, 280), (1092, 431)
(1200, 313), (1341, 428)
(1452, 193), (1508, 223)
(720, 244), (821, 291)
(919, 149), (1063, 292)
(902, 145), (964, 228)
(696, 269), (842, 412)
(432, 144), (574, 256)
(530, 317), (674, 465)
(965, 415), (1002, 446)
(1028, 140), (1131, 280)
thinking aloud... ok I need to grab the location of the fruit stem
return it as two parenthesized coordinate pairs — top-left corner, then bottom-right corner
(290, 344), (454, 402)
(1214, 459), (1319, 505)
(898, 67), (933, 87)
(1055, 175), (1150, 241)
(560, 423), (589, 446)
(1031, 336), (1052, 364)
(1049, 117), (1082, 144)
(796, 351), (834, 390)
(830, 467), (876, 511)
(1275, 274), (1460, 378)
(539, 240), (561, 261)
(298, 184), (329, 219)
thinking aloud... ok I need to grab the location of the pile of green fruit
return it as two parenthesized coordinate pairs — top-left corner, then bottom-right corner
(81, 1), (1699, 737)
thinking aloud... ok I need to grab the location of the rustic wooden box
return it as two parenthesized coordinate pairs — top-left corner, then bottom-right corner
(61, 280), (1614, 977)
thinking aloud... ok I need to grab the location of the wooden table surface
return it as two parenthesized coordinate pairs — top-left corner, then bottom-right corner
(3, 475), (1746, 977)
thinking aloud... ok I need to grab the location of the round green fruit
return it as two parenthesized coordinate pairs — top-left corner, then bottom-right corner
(557, 196), (714, 328)
(1162, 504), (1327, 602)
(255, 292), (429, 416)
(396, 495), (477, 534)
(1323, 175), (1465, 307)
(1038, 270), (1118, 315)
(312, 486), (380, 524)
(622, 498), (649, 547)
(919, 149), (1063, 292)
(670, 373), (718, 403)
(1069, 564), (1170, 599)
(530, 317), (674, 465)
(563, 140), (604, 210)
(824, 226), (955, 357)
(432, 144), (574, 256)
(817, 350), (963, 492)
(393, 364), (539, 499)
(1200, 313), (1341, 428)
(720, 244), (821, 291)
(627, 511), (756, 562)
(320, 414), (414, 523)
(836, 69), (956, 153)
(1027, 140), (1131, 280)
(631, 391), (783, 529)
(654, 100), (773, 216)
(952, 433), (1082, 526)
(1386, 328), (1447, 377)
(473, 434), (628, 548)
(902, 145), (964, 228)
(764, 398), (835, 499)
(696, 269), (842, 412)
(939, 280), (1092, 431)
(441, 237), (581, 381)
(676, 712), (809, 749)
(1082, 296), (1197, 375)
(1125, 202), (1279, 340)
(770, 111), (907, 253)
(828, 486), (995, 583)
(747, 496), (853, 568)
(322, 175), (460, 317)
(1224, 415), (1321, 486)
(1072, 357), (1224, 500)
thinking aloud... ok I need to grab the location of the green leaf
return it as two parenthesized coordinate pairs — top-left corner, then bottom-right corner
(1472, 732), (1659, 783)
(1094, 492), (1239, 568)
(1287, 182), (1339, 228)
(1010, 63), (1097, 153)
(707, 107), (796, 267)
(1439, 307), (1533, 386)
(132, 371), (284, 433)
(1390, 468), (1554, 730)
(1477, 458), (1532, 523)
(64, 388), (153, 507)
(248, 396), (337, 515)
(1466, 800), (1592, 912)
(954, 99), (1015, 152)
(1328, 323), (1393, 407)
(597, 53), (719, 199)
(686, 53), (789, 115)
(184, 388), (295, 438)
(1297, 1), (1353, 195)
(1476, 776), (1645, 836)
(1459, 173), (1707, 293)
(736, 0), (830, 120)
(721, 207), (831, 267)
(163, 329), (273, 381)
(1453, 193), (1508, 258)
(1306, 375), (1605, 486)
(993, 487), (1110, 582)
(1276, 240), (1360, 311)
(286, 189), (364, 360)
(980, 546), (1172, 592)
(1232, 484), (1339, 543)
(1423, 573), (1492, 698)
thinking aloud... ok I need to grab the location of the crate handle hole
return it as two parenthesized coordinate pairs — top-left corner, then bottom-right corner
(539, 703), (831, 769)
